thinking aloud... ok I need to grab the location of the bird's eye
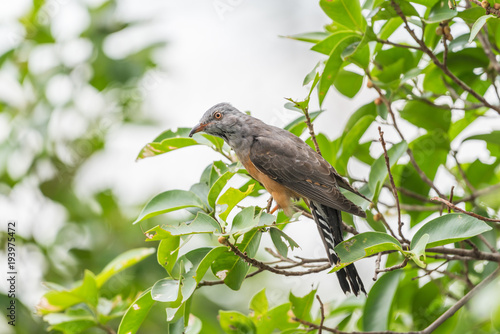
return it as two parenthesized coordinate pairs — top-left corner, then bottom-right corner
(213, 111), (222, 120)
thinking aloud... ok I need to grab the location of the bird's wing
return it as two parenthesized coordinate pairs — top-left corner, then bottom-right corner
(249, 133), (366, 217)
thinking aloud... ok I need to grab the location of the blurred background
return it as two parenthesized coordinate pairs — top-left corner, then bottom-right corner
(1, 0), (499, 333)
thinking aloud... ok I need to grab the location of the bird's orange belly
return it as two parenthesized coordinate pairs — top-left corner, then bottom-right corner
(239, 156), (297, 216)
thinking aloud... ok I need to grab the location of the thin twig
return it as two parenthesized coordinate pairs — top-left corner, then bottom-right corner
(492, 78), (500, 102)
(442, 34), (448, 68)
(456, 183), (500, 203)
(376, 38), (422, 50)
(221, 238), (331, 276)
(373, 205), (400, 241)
(448, 186), (454, 214)
(373, 253), (382, 281)
(303, 105), (322, 155)
(397, 187), (435, 203)
(378, 257), (410, 274)
(98, 325), (116, 334)
(464, 239), (480, 254)
(477, 234), (498, 254)
(378, 127), (409, 243)
(198, 269), (264, 287)
(426, 247), (500, 262)
(412, 260), (449, 280)
(430, 197), (500, 223)
(316, 295), (325, 334)
(452, 152), (476, 193)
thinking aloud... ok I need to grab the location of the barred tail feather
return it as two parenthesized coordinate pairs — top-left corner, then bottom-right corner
(310, 201), (366, 296)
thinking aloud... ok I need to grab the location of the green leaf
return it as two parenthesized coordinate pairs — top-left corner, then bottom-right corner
(72, 270), (98, 307)
(409, 0), (439, 6)
(269, 227), (300, 258)
(409, 233), (429, 268)
(217, 184), (255, 221)
(166, 247), (221, 312)
(208, 171), (236, 209)
(96, 248), (155, 287)
(312, 31), (359, 55)
(156, 212), (222, 236)
(250, 289), (269, 316)
(186, 315), (202, 334)
(289, 289), (316, 322)
(343, 42), (370, 69)
(363, 271), (402, 331)
(194, 246), (227, 283)
(371, 48), (414, 85)
(151, 278), (182, 303)
(220, 311), (257, 334)
(284, 32), (331, 43)
(137, 138), (199, 160)
(464, 131), (500, 146)
(400, 100), (451, 132)
(319, 0), (366, 32)
(469, 15), (495, 43)
(284, 111), (324, 136)
(367, 141), (408, 199)
(457, 7), (485, 24)
(424, 6), (457, 24)
(157, 236), (180, 275)
(333, 69), (363, 98)
(117, 289), (155, 334)
(411, 213), (493, 249)
(303, 62), (320, 85)
(343, 102), (377, 135)
(253, 303), (298, 334)
(337, 115), (375, 174)
(318, 35), (361, 105)
(38, 271), (99, 314)
(45, 313), (96, 334)
(229, 206), (276, 235)
(211, 229), (262, 290)
(134, 190), (205, 224)
(136, 127), (229, 161)
(332, 232), (403, 267)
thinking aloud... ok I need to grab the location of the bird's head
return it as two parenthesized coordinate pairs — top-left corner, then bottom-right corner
(188, 103), (244, 140)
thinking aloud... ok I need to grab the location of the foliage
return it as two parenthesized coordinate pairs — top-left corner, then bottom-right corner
(3, 0), (500, 333)
(0, 0), (169, 333)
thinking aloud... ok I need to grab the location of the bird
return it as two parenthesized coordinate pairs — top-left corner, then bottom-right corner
(189, 102), (367, 295)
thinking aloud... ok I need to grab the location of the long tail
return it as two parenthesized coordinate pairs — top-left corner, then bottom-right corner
(310, 201), (366, 296)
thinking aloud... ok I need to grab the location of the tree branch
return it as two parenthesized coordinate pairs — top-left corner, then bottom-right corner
(221, 238), (331, 276)
(426, 246), (500, 262)
(303, 105), (322, 155)
(376, 38), (422, 50)
(378, 126), (409, 243)
(456, 183), (500, 203)
(198, 269), (264, 287)
(430, 197), (500, 223)
(316, 295), (325, 334)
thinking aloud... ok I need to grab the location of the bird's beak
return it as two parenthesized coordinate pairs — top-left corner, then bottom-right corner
(189, 122), (208, 137)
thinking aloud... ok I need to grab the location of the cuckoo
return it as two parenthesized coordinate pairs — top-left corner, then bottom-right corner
(189, 103), (367, 295)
